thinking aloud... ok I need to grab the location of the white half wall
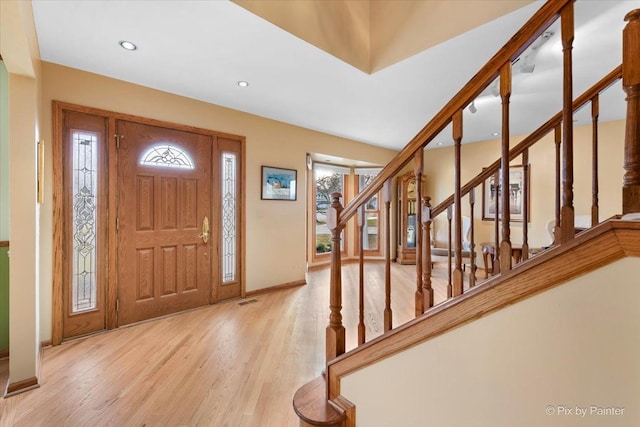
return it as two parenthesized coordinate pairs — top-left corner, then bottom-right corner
(341, 257), (640, 427)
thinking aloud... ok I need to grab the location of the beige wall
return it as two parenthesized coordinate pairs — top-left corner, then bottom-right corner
(8, 73), (40, 385)
(423, 120), (625, 255)
(1, 0), (43, 387)
(0, 61), (9, 241)
(341, 256), (640, 426)
(38, 62), (397, 341)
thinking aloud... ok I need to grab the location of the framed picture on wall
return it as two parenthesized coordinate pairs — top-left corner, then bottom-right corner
(482, 165), (529, 221)
(261, 166), (297, 201)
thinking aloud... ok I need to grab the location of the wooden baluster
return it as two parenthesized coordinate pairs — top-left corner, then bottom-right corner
(326, 192), (345, 362)
(446, 205), (453, 299)
(383, 179), (392, 332)
(591, 95), (599, 226)
(622, 9), (640, 214)
(493, 170), (500, 274)
(522, 149), (529, 261)
(469, 188), (477, 287)
(357, 205), (365, 346)
(499, 63), (512, 273)
(452, 110), (464, 297)
(554, 124), (562, 245)
(414, 151), (424, 316)
(422, 196), (434, 308)
(560, 2), (575, 242)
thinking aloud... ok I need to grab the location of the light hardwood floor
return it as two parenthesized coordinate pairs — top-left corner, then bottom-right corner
(0, 262), (481, 427)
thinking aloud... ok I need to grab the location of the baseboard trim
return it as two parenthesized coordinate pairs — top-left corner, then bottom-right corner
(4, 376), (39, 398)
(1, 340), (48, 397)
(245, 279), (306, 297)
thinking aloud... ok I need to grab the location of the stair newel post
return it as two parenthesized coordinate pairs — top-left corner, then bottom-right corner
(469, 188), (477, 287)
(591, 95), (600, 225)
(453, 109), (464, 296)
(493, 169), (500, 274)
(521, 149), (530, 261)
(499, 62), (512, 273)
(357, 204), (365, 346)
(622, 9), (640, 214)
(554, 124), (562, 245)
(326, 192), (345, 362)
(421, 196), (434, 308)
(560, 1), (575, 242)
(446, 205), (453, 299)
(414, 151), (425, 316)
(383, 179), (393, 332)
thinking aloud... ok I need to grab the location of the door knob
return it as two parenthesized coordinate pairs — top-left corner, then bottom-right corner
(198, 216), (210, 244)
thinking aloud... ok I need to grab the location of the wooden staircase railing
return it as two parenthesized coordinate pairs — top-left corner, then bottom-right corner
(425, 64), (622, 289)
(294, 3), (640, 426)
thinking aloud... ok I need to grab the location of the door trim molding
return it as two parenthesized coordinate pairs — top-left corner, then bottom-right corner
(52, 101), (246, 345)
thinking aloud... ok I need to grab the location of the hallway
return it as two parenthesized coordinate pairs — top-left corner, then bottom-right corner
(0, 262), (473, 426)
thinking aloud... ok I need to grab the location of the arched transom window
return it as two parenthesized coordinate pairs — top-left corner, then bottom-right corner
(139, 144), (194, 169)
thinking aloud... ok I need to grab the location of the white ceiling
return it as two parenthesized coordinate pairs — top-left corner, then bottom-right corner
(32, 0), (639, 151)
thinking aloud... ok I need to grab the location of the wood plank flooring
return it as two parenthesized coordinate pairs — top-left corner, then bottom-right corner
(0, 262), (482, 427)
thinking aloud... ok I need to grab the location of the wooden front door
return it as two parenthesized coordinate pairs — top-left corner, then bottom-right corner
(116, 120), (213, 326)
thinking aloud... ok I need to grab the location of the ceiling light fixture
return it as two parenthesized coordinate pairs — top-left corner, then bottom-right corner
(469, 101), (477, 114)
(512, 31), (554, 74)
(436, 142), (444, 146)
(237, 81), (249, 87)
(492, 132), (500, 137)
(119, 40), (137, 51)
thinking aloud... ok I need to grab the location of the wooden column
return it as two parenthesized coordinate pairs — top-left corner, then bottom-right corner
(421, 196), (434, 308)
(500, 63), (512, 273)
(522, 149), (529, 261)
(560, 2), (575, 242)
(554, 124), (562, 245)
(383, 179), (392, 332)
(357, 205), (365, 346)
(469, 188), (477, 287)
(326, 192), (345, 362)
(493, 170), (500, 274)
(414, 151), (425, 316)
(452, 110), (464, 297)
(446, 205), (453, 298)
(591, 95), (600, 225)
(622, 9), (640, 214)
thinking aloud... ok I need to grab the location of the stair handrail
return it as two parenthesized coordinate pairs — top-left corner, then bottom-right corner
(296, 4), (640, 425)
(324, 0), (575, 363)
(339, 0), (572, 228)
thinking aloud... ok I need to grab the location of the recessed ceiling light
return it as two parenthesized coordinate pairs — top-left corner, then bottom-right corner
(119, 40), (137, 51)
(436, 142), (444, 146)
(492, 132), (500, 136)
(237, 81), (249, 87)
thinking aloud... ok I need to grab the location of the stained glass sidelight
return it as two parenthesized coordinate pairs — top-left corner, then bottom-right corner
(140, 144), (194, 169)
(72, 132), (98, 312)
(222, 153), (237, 283)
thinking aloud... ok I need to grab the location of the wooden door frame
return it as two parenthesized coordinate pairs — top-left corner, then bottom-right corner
(52, 101), (246, 345)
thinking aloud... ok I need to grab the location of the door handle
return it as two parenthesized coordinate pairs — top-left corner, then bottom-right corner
(198, 216), (210, 244)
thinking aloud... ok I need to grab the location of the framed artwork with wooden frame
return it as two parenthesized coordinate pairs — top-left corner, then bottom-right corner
(261, 166), (297, 201)
(482, 165), (529, 221)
